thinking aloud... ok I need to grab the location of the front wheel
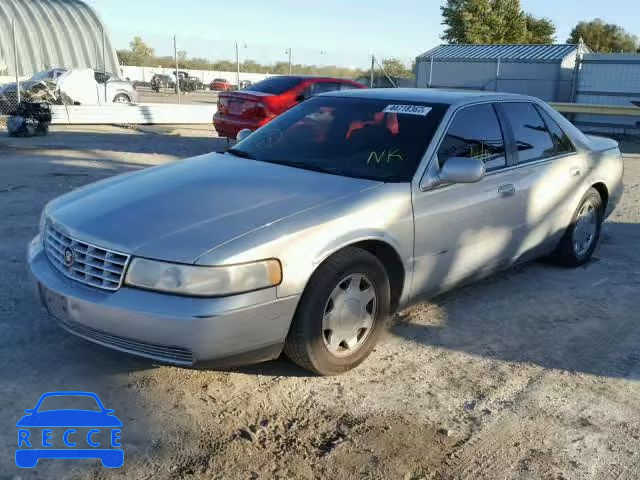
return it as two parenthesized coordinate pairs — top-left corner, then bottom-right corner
(113, 94), (131, 104)
(550, 187), (604, 267)
(284, 247), (390, 376)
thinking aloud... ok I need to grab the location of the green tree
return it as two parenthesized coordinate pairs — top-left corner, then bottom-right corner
(380, 58), (413, 78)
(114, 38), (365, 79)
(568, 19), (639, 52)
(129, 36), (154, 65)
(525, 15), (555, 44)
(441, 0), (554, 44)
(487, 0), (527, 43)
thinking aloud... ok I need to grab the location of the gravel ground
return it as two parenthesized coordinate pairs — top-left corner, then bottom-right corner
(0, 125), (638, 480)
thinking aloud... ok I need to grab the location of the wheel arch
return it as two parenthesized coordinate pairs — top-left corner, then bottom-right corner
(310, 237), (408, 314)
(112, 91), (131, 100)
(591, 182), (609, 211)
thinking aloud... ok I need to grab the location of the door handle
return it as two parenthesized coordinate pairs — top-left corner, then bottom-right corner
(497, 183), (516, 196)
(570, 167), (581, 177)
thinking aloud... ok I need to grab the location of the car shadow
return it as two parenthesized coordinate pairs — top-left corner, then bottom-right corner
(0, 126), (226, 157)
(391, 221), (640, 380)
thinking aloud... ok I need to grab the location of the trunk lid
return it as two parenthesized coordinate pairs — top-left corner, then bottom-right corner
(585, 134), (619, 153)
(218, 91), (274, 118)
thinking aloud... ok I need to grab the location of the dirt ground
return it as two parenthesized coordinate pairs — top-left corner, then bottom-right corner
(0, 125), (638, 480)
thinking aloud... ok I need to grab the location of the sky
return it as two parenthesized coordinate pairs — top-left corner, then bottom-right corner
(87, 0), (640, 69)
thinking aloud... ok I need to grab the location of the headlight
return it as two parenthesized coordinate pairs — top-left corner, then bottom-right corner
(124, 258), (282, 296)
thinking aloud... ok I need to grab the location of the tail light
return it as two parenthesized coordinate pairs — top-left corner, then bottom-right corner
(218, 97), (228, 115)
(254, 102), (269, 118)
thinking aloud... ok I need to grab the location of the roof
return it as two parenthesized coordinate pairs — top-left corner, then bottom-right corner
(0, 0), (120, 77)
(417, 44), (583, 62)
(325, 87), (528, 106)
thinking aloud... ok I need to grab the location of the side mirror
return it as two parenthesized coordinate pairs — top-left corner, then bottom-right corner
(437, 157), (485, 184)
(236, 128), (253, 142)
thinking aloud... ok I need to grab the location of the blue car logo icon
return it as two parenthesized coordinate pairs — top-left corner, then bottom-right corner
(16, 391), (123, 468)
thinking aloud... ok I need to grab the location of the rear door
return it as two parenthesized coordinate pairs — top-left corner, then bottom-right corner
(412, 102), (525, 297)
(497, 102), (583, 258)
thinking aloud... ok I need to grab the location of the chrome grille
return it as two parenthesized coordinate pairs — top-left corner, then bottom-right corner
(44, 224), (130, 291)
(56, 316), (194, 365)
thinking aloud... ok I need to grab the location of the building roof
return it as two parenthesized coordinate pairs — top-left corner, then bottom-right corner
(0, 0), (119, 77)
(417, 44), (585, 62)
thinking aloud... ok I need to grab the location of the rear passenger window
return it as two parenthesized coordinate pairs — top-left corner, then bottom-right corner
(311, 82), (341, 95)
(535, 106), (575, 155)
(502, 102), (556, 164)
(437, 104), (506, 172)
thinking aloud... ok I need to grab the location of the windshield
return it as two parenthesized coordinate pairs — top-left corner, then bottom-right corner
(31, 69), (64, 81)
(246, 76), (302, 94)
(229, 96), (448, 182)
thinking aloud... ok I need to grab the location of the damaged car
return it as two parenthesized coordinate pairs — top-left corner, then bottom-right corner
(0, 68), (137, 113)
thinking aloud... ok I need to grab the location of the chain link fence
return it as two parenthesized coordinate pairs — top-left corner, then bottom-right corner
(0, 8), (414, 118)
(1, 11), (415, 114)
(0, 13), (125, 115)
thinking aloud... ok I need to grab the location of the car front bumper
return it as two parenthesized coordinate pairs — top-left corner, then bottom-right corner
(27, 236), (299, 367)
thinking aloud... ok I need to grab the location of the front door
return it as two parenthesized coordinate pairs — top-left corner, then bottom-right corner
(411, 102), (526, 297)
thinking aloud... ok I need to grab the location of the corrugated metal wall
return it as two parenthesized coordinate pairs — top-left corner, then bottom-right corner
(575, 54), (640, 134)
(415, 59), (574, 102)
(0, 0), (119, 78)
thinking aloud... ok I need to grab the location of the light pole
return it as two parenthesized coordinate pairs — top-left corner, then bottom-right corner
(285, 48), (292, 74)
(235, 41), (247, 88)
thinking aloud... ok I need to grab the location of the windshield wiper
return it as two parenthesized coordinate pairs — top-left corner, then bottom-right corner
(226, 148), (256, 160)
(266, 160), (345, 176)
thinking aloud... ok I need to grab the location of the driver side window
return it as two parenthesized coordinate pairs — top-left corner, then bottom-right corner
(437, 103), (506, 172)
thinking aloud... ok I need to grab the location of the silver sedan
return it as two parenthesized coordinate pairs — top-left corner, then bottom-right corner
(28, 89), (624, 375)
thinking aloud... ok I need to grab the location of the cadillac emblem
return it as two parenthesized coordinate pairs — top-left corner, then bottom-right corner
(63, 248), (74, 268)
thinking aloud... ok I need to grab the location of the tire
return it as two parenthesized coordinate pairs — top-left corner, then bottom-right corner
(113, 94), (131, 104)
(284, 247), (390, 376)
(551, 187), (604, 267)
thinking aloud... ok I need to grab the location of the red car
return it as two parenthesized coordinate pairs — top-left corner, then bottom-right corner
(213, 76), (365, 139)
(210, 78), (233, 91)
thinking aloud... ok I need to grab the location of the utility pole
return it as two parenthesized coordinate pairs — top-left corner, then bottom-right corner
(287, 48), (292, 74)
(12, 18), (20, 104)
(428, 56), (434, 88)
(174, 35), (181, 104)
(235, 41), (240, 89)
(102, 27), (107, 103)
(370, 54), (374, 88)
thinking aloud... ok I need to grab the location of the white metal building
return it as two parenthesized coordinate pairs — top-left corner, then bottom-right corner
(415, 44), (590, 102)
(0, 0), (119, 78)
(574, 53), (640, 133)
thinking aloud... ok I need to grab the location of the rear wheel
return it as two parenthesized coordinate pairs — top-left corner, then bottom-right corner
(284, 247), (390, 375)
(551, 187), (603, 267)
(113, 94), (131, 104)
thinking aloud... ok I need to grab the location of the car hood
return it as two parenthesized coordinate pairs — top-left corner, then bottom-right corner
(48, 153), (380, 264)
(16, 410), (123, 427)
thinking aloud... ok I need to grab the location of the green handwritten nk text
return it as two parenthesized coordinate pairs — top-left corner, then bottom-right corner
(367, 149), (404, 165)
